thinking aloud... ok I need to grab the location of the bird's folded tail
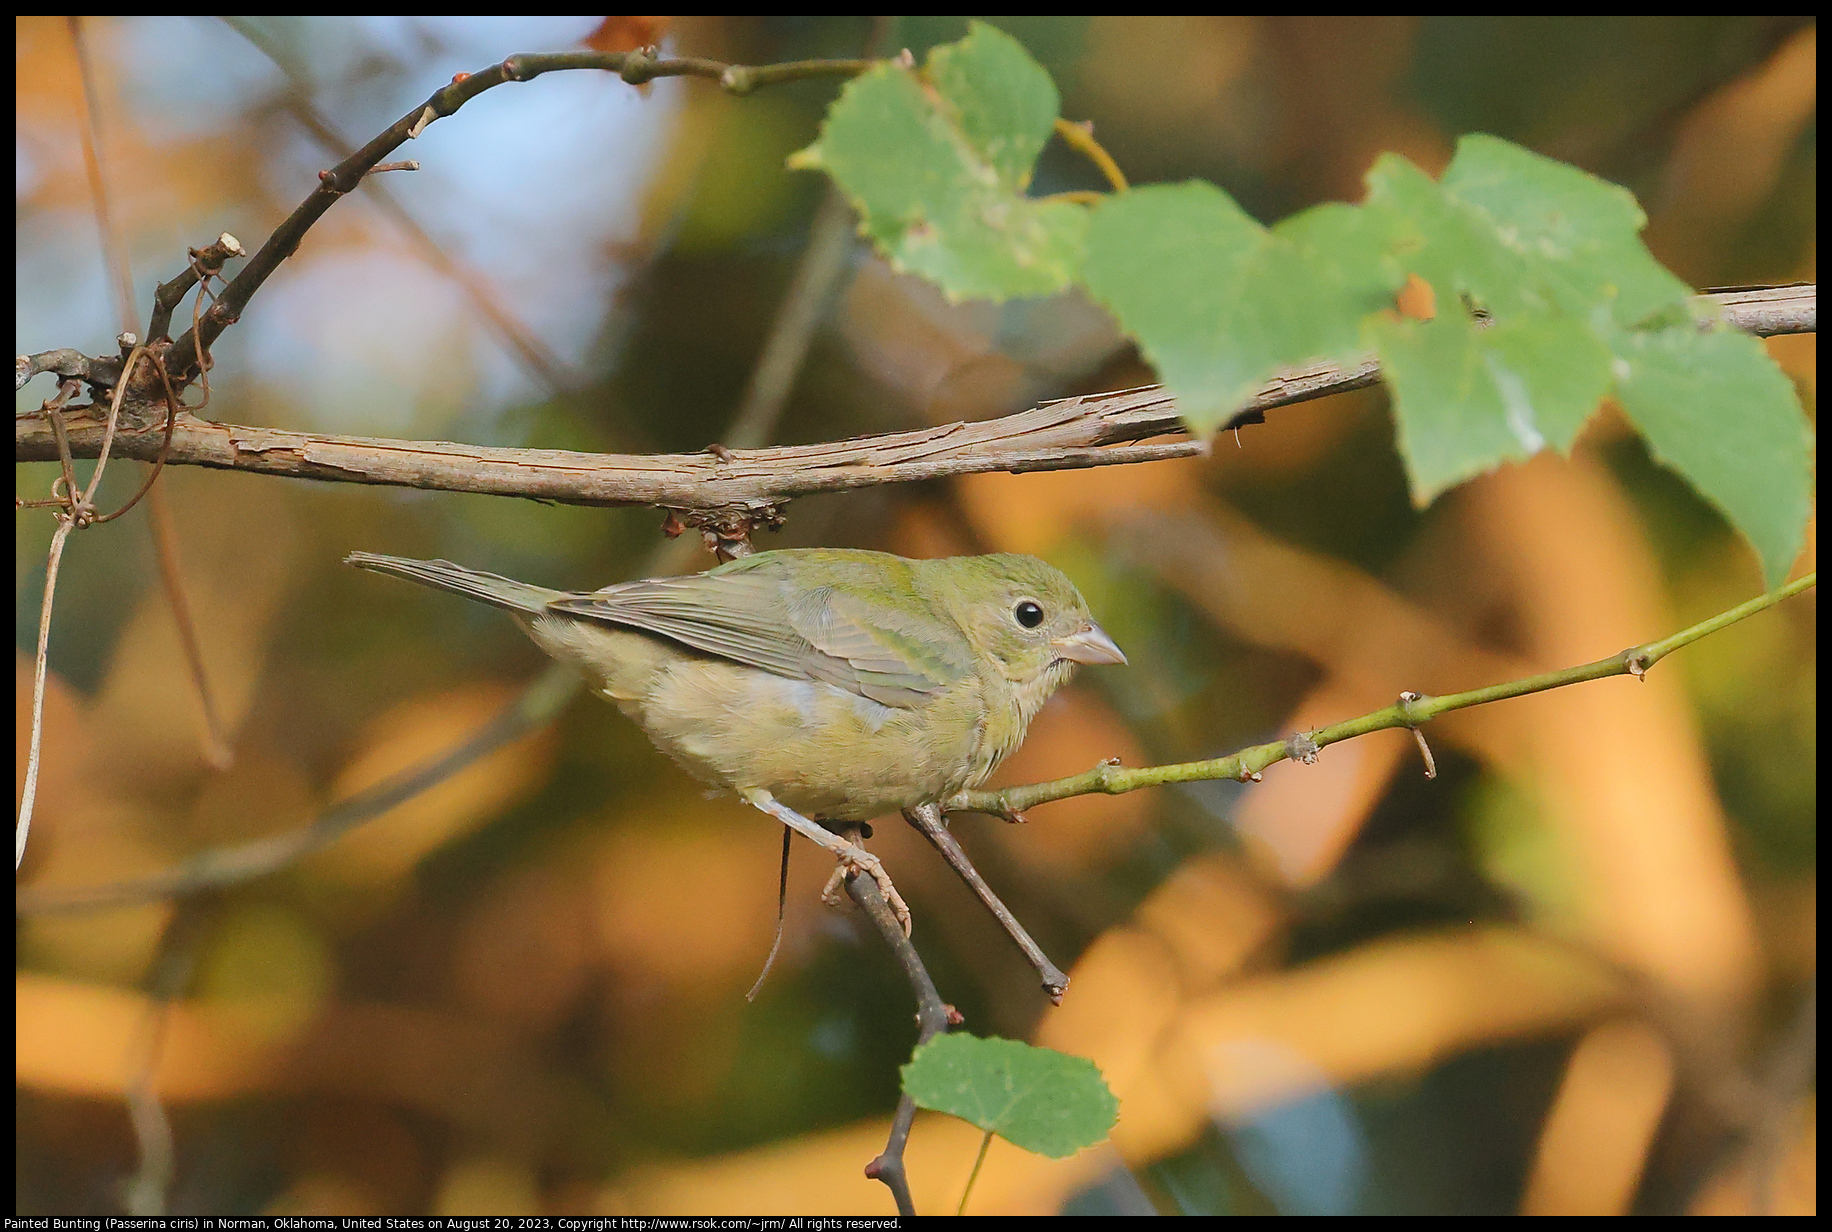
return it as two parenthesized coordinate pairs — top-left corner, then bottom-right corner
(343, 552), (563, 615)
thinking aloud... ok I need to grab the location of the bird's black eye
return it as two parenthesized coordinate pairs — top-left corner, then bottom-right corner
(1014, 599), (1045, 628)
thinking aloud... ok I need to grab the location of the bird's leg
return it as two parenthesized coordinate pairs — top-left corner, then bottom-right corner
(742, 790), (912, 936)
(902, 802), (1069, 1003)
(818, 821), (874, 910)
(817, 823), (857, 911)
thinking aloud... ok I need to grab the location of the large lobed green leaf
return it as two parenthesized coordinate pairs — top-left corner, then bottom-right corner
(1081, 183), (1400, 428)
(1082, 136), (1811, 585)
(1368, 136), (1810, 582)
(901, 1033), (1118, 1159)
(1608, 322), (1814, 587)
(790, 21), (1086, 302)
(802, 27), (1812, 586)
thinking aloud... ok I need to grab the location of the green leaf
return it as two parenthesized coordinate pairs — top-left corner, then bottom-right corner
(1374, 309), (1614, 501)
(926, 24), (1058, 190)
(1362, 136), (1812, 574)
(1081, 182), (1397, 430)
(1358, 146), (1637, 501)
(901, 1033), (1118, 1159)
(1608, 323), (1814, 587)
(791, 22), (1085, 302)
(1439, 134), (1693, 328)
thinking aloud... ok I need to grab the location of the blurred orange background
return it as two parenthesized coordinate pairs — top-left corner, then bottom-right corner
(16, 16), (1815, 1216)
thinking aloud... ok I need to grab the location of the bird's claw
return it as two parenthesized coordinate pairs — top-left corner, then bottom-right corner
(824, 845), (912, 937)
(819, 864), (847, 910)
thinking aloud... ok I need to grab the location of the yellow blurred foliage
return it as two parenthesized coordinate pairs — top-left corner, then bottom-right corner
(86, 474), (301, 791)
(1133, 854), (1282, 993)
(309, 683), (556, 891)
(18, 797), (176, 986)
(955, 454), (1205, 557)
(981, 686), (1150, 876)
(193, 901), (337, 1048)
(587, 797), (787, 996)
(17, 971), (286, 1101)
(1522, 1019), (1675, 1215)
(263, 1174), (387, 1218)
(434, 1156), (544, 1217)
(1150, 928), (1620, 1128)
(451, 859), (597, 1031)
(14, 651), (85, 851)
(182, 750), (320, 848)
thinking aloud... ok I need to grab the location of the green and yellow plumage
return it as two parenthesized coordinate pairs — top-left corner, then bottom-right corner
(345, 547), (1124, 820)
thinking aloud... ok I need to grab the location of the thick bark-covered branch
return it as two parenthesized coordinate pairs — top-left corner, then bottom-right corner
(16, 286), (1815, 522)
(15, 385), (1203, 521)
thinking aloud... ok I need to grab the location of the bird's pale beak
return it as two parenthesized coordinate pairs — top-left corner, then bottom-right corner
(1052, 620), (1128, 666)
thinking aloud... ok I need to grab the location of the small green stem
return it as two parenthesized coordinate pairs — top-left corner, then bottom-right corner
(951, 571), (1816, 817)
(1052, 117), (1129, 192)
(959, 1129), (994, 1216)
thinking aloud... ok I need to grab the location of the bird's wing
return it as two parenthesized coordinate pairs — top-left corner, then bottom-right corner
(547, 572), (966, 708)
(788, 587), (972, 707)
(550, 570), (805, 675)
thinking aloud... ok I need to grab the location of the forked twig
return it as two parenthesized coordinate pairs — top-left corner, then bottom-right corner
(904, 802), (1069, 1002)
(845, 853), (952, 1218)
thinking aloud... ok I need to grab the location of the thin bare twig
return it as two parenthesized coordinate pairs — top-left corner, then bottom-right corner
(89, 352), (181, 525)
(119, 895), (216, 1216)
(43, 386), (83, 510)
(70, 343), (144, 516)
(903, 802), (1069, 1002)
(15, 664), (580, 914)
(144, 488), (233, 769)
(160, 47), (871, 384)
(845, 848), (952, 1218)
(15, 348), (121, 392)
(17, 516), (75, 870)
(220, 17), (578, 392)
(68, 16), (136, 334)
(146, 233), (245, 343)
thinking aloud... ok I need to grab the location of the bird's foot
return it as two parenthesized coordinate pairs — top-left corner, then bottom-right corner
(822, 846), (912, 937)
(740, 789), (913, 937)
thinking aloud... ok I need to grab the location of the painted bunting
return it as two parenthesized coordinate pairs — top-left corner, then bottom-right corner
(344, 547), (1125, 931)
